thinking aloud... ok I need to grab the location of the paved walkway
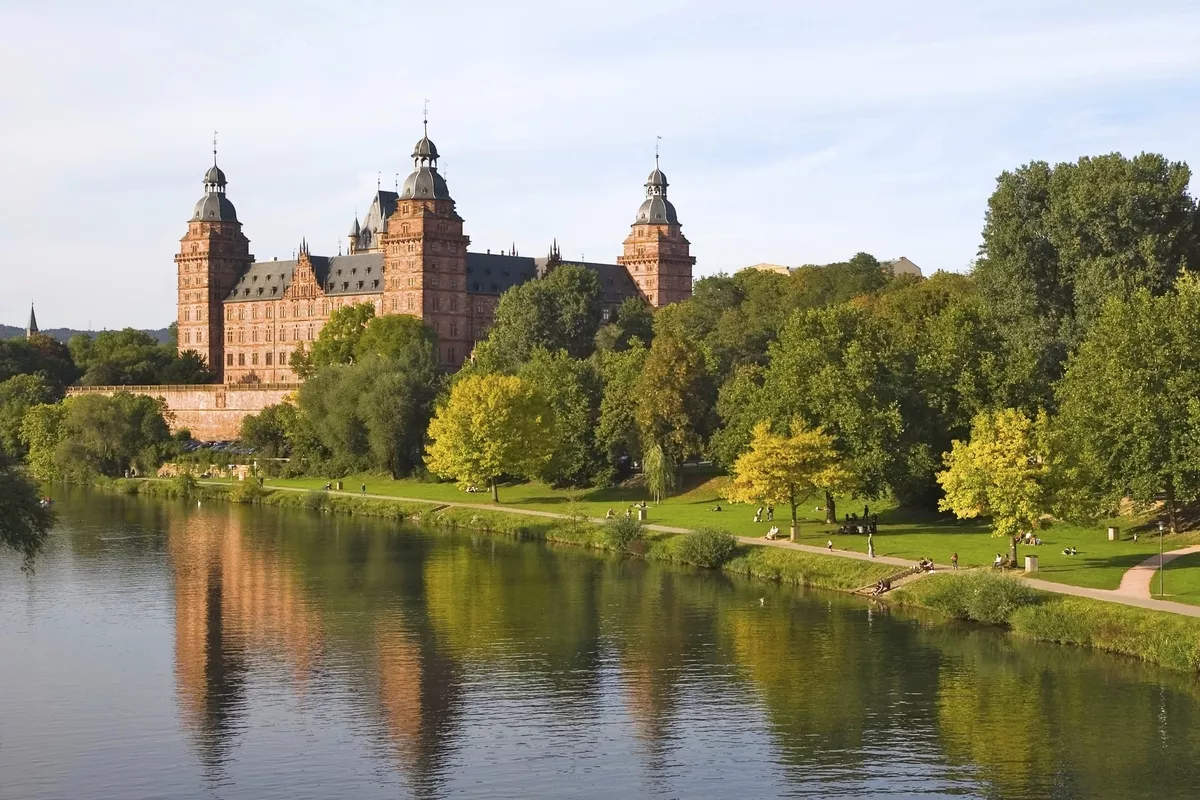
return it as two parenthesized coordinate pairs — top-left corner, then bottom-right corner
(190, 480), (1200, 618)
(1116, 545), (1200, 599)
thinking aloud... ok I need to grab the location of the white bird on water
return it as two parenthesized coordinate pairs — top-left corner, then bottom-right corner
(759, 597), (765, 606)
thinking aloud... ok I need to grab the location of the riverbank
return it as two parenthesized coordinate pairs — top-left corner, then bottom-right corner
(92, 477), (1200, 674)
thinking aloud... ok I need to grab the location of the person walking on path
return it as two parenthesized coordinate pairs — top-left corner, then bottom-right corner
(951, 552), (959, 570)
(827, 539), (834, 551)
(867, 533), (875, 559)
(767, 506), (774, 522)
(864, 503), (870, 518)
(361, 483), (367, 495)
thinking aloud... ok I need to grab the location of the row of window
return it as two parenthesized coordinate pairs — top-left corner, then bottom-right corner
(223, 296), (380, 322)
(226, 325), (315, 344)
(181, 329), (204, 344)
(226, 351), (291, 367)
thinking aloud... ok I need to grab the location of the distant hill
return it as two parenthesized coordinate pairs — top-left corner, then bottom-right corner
(0, 324), (172, 345)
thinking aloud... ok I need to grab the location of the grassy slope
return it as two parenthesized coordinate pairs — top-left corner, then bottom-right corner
(220, 471), (1200, 590)
(1151, 551), (1200, 605)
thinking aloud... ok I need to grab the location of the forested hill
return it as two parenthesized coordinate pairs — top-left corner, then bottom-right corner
(0, 324), (171, 344)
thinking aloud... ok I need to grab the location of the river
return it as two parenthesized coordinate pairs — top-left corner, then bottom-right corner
(1, 490), (1198, 799)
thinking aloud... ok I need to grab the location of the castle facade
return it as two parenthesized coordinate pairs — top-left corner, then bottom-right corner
(175, 127), (695, 383)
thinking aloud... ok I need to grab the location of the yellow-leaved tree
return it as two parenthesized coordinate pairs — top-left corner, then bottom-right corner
(726, 419), (854, 540)
(425, 373), (556, 503)
(936, 408), (1049, 566)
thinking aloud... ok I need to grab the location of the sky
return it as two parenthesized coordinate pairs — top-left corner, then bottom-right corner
(3, 0), (1200, 330)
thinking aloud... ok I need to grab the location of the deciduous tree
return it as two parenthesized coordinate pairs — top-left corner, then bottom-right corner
(725, 419), (853, 539)
(425, 373), (555, 501)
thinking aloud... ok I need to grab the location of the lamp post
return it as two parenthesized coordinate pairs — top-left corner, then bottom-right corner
(1159, 519), (1166, 598)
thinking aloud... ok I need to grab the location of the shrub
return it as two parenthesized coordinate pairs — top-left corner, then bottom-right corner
(918, 571), (1039, 625)
(229, 479), (268, 504)
(302, 489), (329, 512)
(171, 472), (198, 498)
(677, 527), (738, 568)
(603, 515), (644, 552)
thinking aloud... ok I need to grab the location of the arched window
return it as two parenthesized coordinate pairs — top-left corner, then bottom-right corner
(449, 320), (458, 337)
(238, 329), (245, 343)
(197, 331), (203, 344)
(406, 295), (414, 311)
(449, 347), (456, 364)
(306, 324), (313, 340)
(227, 331), (234, 344)
(184, 331), (191, 344)
(391, 298), (398, 311)
(184, 309), (191, 322)
(252, 329), (259, 343)
(252, 306), (259, 320)
(449, 296), (458, 312)
(238, 307), (244, 320)
(266, 307), (273, 319)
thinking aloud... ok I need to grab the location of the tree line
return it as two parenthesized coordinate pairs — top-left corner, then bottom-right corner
(6, 151), (1200, 562)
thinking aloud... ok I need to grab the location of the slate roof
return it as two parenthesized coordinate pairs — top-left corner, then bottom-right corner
(465, 252), (538, 295)
(351, 191), (399, 251)
(226, 252), (386, 302)
(192, 191), (238, 222)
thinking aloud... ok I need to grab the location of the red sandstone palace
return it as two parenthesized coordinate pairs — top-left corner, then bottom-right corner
(175, 126), (695, 383)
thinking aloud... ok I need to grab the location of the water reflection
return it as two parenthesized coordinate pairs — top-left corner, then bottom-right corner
(2, 490), (1199, 799)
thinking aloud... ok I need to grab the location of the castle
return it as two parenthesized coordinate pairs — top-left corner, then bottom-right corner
(175, 125), (696, 383)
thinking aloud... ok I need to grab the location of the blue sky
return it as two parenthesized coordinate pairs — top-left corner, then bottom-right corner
(3, 0), (1200, 329)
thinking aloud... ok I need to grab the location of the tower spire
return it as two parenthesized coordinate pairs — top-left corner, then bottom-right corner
(213, 130), (219, 167)
(655, 134), (661, 169)
(423, 98), (429, 137)
(26, 303), (38, 339)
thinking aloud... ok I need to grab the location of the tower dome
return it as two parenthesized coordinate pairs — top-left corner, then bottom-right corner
(191, 159), (238, 222)
(399, 125), (452, 201)
(634, 165), (677, 225)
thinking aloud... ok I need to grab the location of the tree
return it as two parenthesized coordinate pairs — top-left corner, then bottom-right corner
(595, 297), (654, 353)
(20, 402), (67, 481)
(425, 373), (555, 501)
(725, 419), (854, 539)
(0, 373), (59, 458)
(1053, 278), (1200, 530)
(937, 408), (1049, 565)
(69, 329), (173, 385)
(41, 393), (175, 479)
(643, 442), (676, 503)
(355, 313), (438, 367)
(0, 445), (53, 569)
(239, 402), (296, 458)
(0, 334), (77, 389)
(291, 302), (376, 378)
(518, 349), (604, 487)
(633, 332), (715, 462)
(473, 265), (603, 371)
(159, 350), (215, 384)
(594, 338), (647, 484)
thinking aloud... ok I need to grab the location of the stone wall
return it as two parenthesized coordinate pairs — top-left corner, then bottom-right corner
(67, 384), (298, 441)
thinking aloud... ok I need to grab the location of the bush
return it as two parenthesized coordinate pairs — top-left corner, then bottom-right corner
(302, 489), (329, 512)
(917, 571), (1039, 625)
(603, 515), (644, 552)
(171, 472), (198, 498)
(677, 527), (738, 568)
(229, 479), (268, 504)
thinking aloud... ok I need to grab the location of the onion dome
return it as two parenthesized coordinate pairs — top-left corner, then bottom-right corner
(203, 164), (227, 187)
(412, 135), (439, 161)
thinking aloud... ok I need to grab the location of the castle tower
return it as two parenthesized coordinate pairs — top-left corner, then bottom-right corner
(175, 149), (253, 380)
(381, 124), (470, 367)
(616, 158), (695, 307)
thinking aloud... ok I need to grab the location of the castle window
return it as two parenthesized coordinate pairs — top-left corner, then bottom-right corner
(266, 327), (272, 341)
(391, 298), (398, 311)
(449, 347), (456, 364)
(431, 275), (439, 288)
(252, 307), (259, 319)
(252, 353), (259, 366)
(197, 331), (203, 343)
(401, 223), (410, 234)
(227, 354), (234, 366)
(450, 296), (458, 312)
(238, 353), (245, 366)
(265, 352), (273, 366)
(476, 301), (484, 313)
(450, 277), (458, 289)
(450, 243), (457, 253)
(252, 329), (259, 343)
(308, 303), (315, 316)
(227, 331), (234, 343)
(238, 307), (245, 320)
(433, 296), (441, 311)
(238, 330), (245, 343)
(184, 309), (191, 322)
(406, 295), (414, 311)
(450, 320), (458, 337)
(184, 331), (191, 343)
(280, 351), (289, 364)
(306, 325), (313, 340)
(266, 307), (273, 319)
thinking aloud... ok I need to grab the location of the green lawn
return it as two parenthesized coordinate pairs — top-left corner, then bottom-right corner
(1151, 551), (1200, 605)
(213, 469), (1200, 591)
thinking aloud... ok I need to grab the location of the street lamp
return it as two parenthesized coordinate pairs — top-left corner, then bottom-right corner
(1159, 519), (1166, 598)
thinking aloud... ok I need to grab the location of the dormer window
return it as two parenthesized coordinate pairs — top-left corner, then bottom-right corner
(342, 282), (349, 290)
(357, 281), (363, 289)
(372, 280), (379, 288)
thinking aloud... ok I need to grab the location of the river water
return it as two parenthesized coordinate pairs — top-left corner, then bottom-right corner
(1, 491), (1199, 799)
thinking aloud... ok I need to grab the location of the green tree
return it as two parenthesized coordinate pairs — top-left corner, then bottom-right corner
(642, 442), (676, 503)
(159, 349), (216, 384)
(50, 393), (175, 479)
(291, 302), (376, 378)
(20, 402), (67, 481)
(725, 419), (854, 539)
(0, 334), (77, 389)
(937, 408), (1049, 564)
(1053, 279), (1200, 530)
(633, 333), (715, 462)
(473, 265), (603, 371)
(594, 338), (647, 483)
(355, 313), (438, 366)
(425, 373), (555, 501)
(0, 373), (60, 458)
(69, 329), (174, 385)
(0, 445), (54, 568)
(595, 297), (654, 352)
(518, 349), (603, 487)
(239, 401), (296, 458)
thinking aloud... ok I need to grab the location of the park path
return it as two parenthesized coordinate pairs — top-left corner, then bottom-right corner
(191, 481), (1200, 618)
(1116, 545), (1200, 599)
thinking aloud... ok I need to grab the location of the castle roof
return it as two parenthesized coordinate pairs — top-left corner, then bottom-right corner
(634, 165), (678, 225)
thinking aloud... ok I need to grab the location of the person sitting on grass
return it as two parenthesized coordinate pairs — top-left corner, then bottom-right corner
(605, 508), (615, 519)
(710, 504), (722, 512)
(993, 553), (1004, 568)
(1062, 546), (1078, 556)
(764, 525), (781, 540)
(753, 507), (764, 523)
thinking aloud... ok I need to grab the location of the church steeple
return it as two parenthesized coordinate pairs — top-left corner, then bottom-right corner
(26, 303), (38, 339)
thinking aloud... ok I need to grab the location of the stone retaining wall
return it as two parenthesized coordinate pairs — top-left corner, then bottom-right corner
(66, 384), (298, 441)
